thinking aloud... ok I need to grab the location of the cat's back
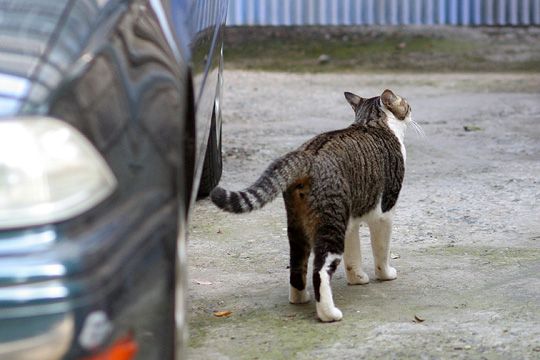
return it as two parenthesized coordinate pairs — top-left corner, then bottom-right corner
(295, 121), (404, 215)
(298, 121), (400, 163)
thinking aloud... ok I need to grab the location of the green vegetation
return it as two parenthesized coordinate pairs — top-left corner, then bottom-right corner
(224, 27), (540, 73)
(425, 245), (540, 267)
(189, 308), (343, 358)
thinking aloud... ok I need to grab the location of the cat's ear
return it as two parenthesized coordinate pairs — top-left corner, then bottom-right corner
(381, 89), (409, 120)
(344, 92), (364, 110)
(381, 89), (400, 107)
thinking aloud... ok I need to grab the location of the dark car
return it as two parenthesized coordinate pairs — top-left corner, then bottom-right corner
(0, 0), (226, 359)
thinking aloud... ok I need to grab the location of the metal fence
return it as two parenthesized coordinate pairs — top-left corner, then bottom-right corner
(227, 0), (540, 26)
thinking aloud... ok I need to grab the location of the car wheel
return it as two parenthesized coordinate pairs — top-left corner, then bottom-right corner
(198, 107), (222, 197)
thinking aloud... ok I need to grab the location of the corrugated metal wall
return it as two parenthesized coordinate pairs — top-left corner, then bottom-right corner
(227, 0), (540, 26)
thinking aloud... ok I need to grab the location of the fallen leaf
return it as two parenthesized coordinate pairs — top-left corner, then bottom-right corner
(391, 253), (400, 259)
(213, 311), (232, 318)
(463, 125), (482, 132)
(414, 314), (425, 323)
(194, 280), (212, 285)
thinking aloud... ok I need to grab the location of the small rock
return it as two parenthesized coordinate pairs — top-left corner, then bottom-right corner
(194, 280), (213, 285)
(317, 54), (331, 65)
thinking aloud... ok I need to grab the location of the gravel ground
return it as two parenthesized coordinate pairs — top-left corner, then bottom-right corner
(187, 71), (540, 359)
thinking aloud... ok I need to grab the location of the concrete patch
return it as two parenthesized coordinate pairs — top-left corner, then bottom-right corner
(188, 71), (540, 359)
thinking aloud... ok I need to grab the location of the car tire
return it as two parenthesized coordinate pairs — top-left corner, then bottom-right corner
(198, 108), (222, 197)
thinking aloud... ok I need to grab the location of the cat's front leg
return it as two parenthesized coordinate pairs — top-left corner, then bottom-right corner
(344, 219), (369, 285)
(368, 214), (397, 281)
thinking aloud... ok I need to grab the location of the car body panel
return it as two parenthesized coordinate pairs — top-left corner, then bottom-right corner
(180, 0), (226, 204)
(0, 0), (227, 358)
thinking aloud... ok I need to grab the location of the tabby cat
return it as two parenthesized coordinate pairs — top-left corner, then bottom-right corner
(211, 89), (413, 322)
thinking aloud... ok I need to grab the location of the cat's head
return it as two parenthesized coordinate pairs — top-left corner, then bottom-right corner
(344, 89), (411, 124)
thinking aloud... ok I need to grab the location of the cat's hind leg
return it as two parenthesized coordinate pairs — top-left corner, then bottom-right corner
(368, 212), (397, 281)
(287, 223), (311, 304)
(310, 182), (349, 322)
(344, 219), (369, 285)
(313, 221), (346, 322)
(313, 247), (343, 322)
(284, 187), (312, 304)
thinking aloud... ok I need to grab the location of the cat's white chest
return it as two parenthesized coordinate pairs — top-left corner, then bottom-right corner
(382, 107), (407, 162)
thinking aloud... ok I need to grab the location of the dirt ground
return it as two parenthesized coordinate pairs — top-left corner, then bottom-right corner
(187, 71), (540, 359)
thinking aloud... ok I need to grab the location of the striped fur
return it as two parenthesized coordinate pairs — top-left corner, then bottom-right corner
(211, 89), (412, 322)
(211, 151), (312, 213)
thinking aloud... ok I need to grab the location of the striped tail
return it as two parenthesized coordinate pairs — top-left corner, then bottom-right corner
(210, 151), (311, 213)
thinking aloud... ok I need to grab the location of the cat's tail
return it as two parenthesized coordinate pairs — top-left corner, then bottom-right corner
(210, 151), (311, 213)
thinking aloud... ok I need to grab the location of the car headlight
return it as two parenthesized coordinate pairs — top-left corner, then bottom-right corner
(0, 117), (117, 229)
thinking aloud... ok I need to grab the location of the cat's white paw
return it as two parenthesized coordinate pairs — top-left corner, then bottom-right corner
(346, 268), (370, 285)
(376, 265), (397, 281)
(289, 286), (310, 304)
(316, 302), (343, 322)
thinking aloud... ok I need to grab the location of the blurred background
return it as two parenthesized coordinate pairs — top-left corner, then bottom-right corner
(227, 0), (540, 26)
(222, 0), (540, 72)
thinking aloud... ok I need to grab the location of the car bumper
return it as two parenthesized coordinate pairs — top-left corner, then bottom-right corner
(0, 190), (179, 359)
(0, 313), (74, 360)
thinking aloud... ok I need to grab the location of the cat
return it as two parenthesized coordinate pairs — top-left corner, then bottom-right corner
(210, 89), (413, 322)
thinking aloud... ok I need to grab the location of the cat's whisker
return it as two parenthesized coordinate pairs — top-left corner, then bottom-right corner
(417, 123), (426, 138)
(410, 120), (425, 138)
(414, 123), (425, 137)
(410, 121), (419, 135)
